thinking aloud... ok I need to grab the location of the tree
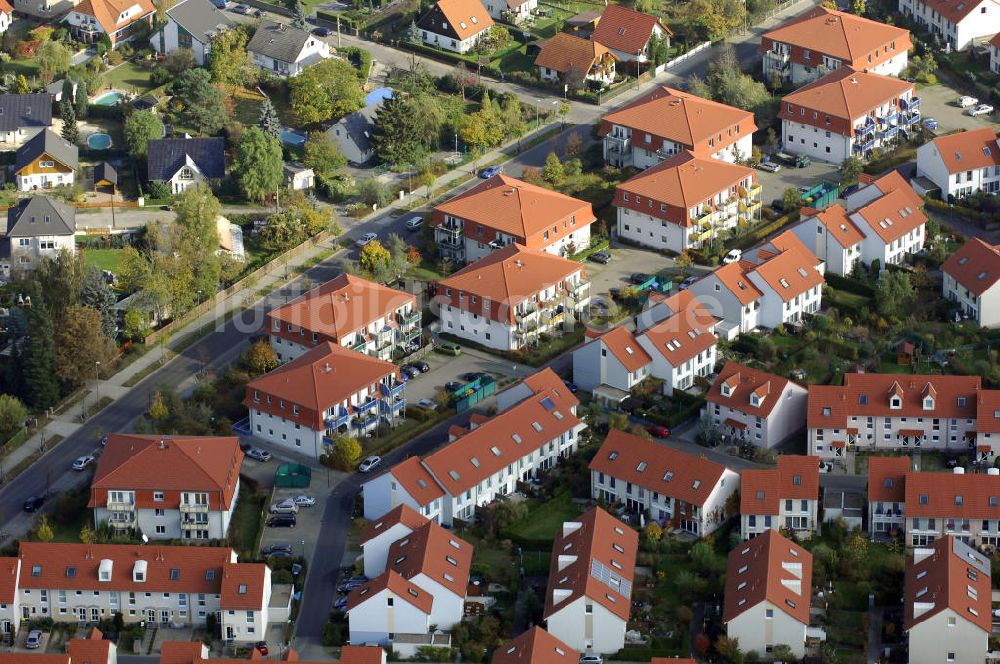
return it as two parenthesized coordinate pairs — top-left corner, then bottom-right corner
(172, 186), (223, 303)
(259, 209), (307, 251)
(37, 515), (54, 542)
(543, 151), (564, 184)
(164, 48), (196, 75)
(292, 0), (307, 28)
(61, 78), (75, 103)
(372, 94), (445, 165)
(79, 523), (94, 544)
(244, 340), (278, 375)
(839, 156), (864, 186)
(123, 308), (151, 342)
(37, 41), (72, 83)
(33, 249), (85, 324)
(357, 178), (391, 208)
(59, 98), (78, 144)
(0, 394), (27, 437)
(149, 390), (169, 420)
(687, 0), (746, 41)
(633, 0), (659, 12)
(12, 74), (31, 94)
(21, 300), (59, 410)
(850, 0), (865, 12)
(459, 92), (504, 151)
(303, 131), (347, 178)
(172, 68), (228, 135)
(876, 270), (915, 318)
(233, 126), (284, 203)
(54, 306), (116, 388)
(75, 79), (88, 119)
(563, 132), (584, 161)
(209, 27), (257, 87)
(258, 98), (282, 139)
(714, 636), (744, 664)
(676, 250), (693, 278)
(80, 266), (117, 340)
(359, 239), (392, 277)
(123, 109), (164, 159)
(328, 435), (362, 470)
(687, 45), (769, 113)
(289, 58), (366, 125)
(782, 187), (801, 213)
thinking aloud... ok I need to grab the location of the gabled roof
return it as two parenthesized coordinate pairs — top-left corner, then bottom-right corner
(706, 361), (798, 419)
(589, 429), (730, 507)
(492, 627), (576, 664)
(267, 273), (416, 341)
(904, 536), (991, 633)
(977, 390), (1000, 433)
(591, 4), (672, 54)
(74, 0), (155, 35)
(712, 260), (764, 306)
(361, 504), (430, 545)
(0, 0), (12, 14)
(0, 558), (18, 604)
(805, 204), (864, 248)
(346, 569), (433, 613)
(867, 456), (909, 503)
(148, 137), (225, 182)
(637, 290), (718, 366)
(761, 6), (910, 63)
(534, 32), (615, 75)
(15, 129), (78, 173)
(90, 435), (243, 509)
(0, 94), (52, 133)
(992, 31), (1000, 49)
(166, 0), (233, 44)
(723, 529), (812, 625)
(926, 127), (1000, 174)
(851, 171), (927, 244)
(385, 521), (473, 599)
(220, 560), (268, 610)
(740, 455), (819, 514)
(914, 0), (1000, 25)
(543, 507), (638, 622)
(943, 237), (1000, 296)
(5, 196), (75, 237)
(779, 67), (914, 125)
(904, 470), (1000, 520)
(748, 231), (824, 303)
(247, 20), (316, 62)
(586, 325), (651, 374)
(373, 456), (446, 506)
(416, 0), (493, 40)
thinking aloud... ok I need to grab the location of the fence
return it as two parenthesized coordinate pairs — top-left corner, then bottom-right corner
(596, 42), (710, 105)
(242, 0), (293, 17)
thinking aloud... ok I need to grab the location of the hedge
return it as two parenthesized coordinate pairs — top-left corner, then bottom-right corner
(316, 9), (367, 31)
(570, 237), (610, 262)
(825, 273), (875, 297)
(340, 46), (374, 81)
(609, 648), (687, 660)
(925, 197), (989, 222)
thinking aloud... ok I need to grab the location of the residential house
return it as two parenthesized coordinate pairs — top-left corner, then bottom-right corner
(416, 0), (494, 53)
(543, 507), (638, 654)
(589, 429), (740, 537)
(905, 467), (1000, 547)
(867, 455), (909, 538)
(284, 162), (315, 191)
(360, 504), (431, 579)
(613, 150), (760, 253)
(571, 326), (652, 404)
(327, 94), (388, 167)
(433, 244), (590, 351)
(806, 373), (983, 459)
(492, 627), (576, 664)
(244, 341), (405, 458)
(943, 237), (1000, 326)
(760, 6), (911, 86)
(897, 0), (1000, 50)
(363, 368), (585, 526)
(147, 137), (225, 194)
(634, 290), (718, 395)
(688, 230), (824, 338)
(431, 174), (595, 264)
(0, 94), (53, 146)
(723, 529), (813, 659)
(904, 536), (991, 664)
(704, 361), (808, 449)
(15, 129), (78, 191)
(779, 67), (919, 163)
(89, 434), (243, 541)
(535, 33), (616, 86)
(0, 627), (117, 664)
(740, 455), (820, 540)
(591, 4), (671, 62)
(483, 0), (535, 22)
(915, 127), (1000, 200)
(1, 196), (75, 275)
(600, 86), (756, 168)
(247, 21), (331, 76)
(151, 0), (233, 65)
(266, 273), (420, 363)
(0, 0), (12, 35)
(157, 642), (387, 664)
(68, 0), (156, 47)
(991, 32), (1000, 74)
(344, 572), (436, 650)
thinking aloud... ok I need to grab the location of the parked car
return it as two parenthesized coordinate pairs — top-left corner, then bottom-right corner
(645, 424), (670, 438)
(479, 165), (503, 179)
(337, 575), (368, 593)
(255, 642), (269, 656)
(404, 216), (423, 231)
(401, 365), (420, 379)
(416, 398), (438, 410)
(723, 249), (742, 265)
(269, 499), (299, 514)
(356, 232), (377, 247)
(358, 455), (382, 473)
(770, 198), (786, 212)
(436, 342), (462, 356)
(921, 117), (938, 131)
(293, 495), (316, 507)
(678, 276), (697, 291)
(246, 448), (272, 462)
(232, 4), (249, 12)
(563, 380), (578, 393)
(333, 596), (349, 611)
(311, 26), (331, 36)
(629, 272), (653, 285)
(957, 95), (979, 107)
(26, 630), (42, 649)
(445, 381), (463, 393)
(776, 151), (810, 168)
(23, 495), (44, 512)
(756, 160), (781, 173)
(580, 656), (603, 664)
(608, 287), (625, 301)
(72, 455), (95, 471)
(262, 543), (294, 556)
(588, 250), (611, 264)
(409, 360), (430, 373)
(967, 104), (994, 117)
(209, 0), (229, 7)
(251, 7), (262, 16)
(266, 514), (297, 528)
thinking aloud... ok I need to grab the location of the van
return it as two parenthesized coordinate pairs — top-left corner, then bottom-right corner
(404, 216), (423, 231)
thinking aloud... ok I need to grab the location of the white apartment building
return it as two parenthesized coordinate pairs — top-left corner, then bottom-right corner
(898, 0), (1000, 50)
(915, 126), (1000, 200)
(634, 290), (718, 395)
(740, 455), (820, 540)
(572, 326), (652, 404)
(867, 455), (910, 538)
(992, 32), (1000, 74)
(704, 361), (808, 448)
(942, 237), (1000, 327)
(362, 457), (446, 524)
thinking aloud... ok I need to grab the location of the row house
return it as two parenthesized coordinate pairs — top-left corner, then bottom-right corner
(634, 290), (718, 395)
(992, 32), (1000, 74)
(543, 507), (638, 654)
(572, 326), (652, 405)
(740, 455), (820, 540)
(867, 455), (910, 538)
(779, 68), (918, 163)
(266, 274), (420, 363)
(760, 6), (911, 86)
(794, 170), (927, 274)
(905, 467), (1000, 547)
(904, 536), (991, 664)
(433, 244), (590, 351)
(704, 361), (808, 449)
(431, 174), (595, 264)
(898, 0), (1000, 51)
(589, 429), (739, 537)
(4, 542), (277, 644)
(688, 230), (824, 338)
(600, 86), (755, 169)
(806, 373), (983, 460)
(157, 643), (387, 664)
(942, 236), (1000, 327)
(89, 435), (242, 541)
(493, 627), (577, 664)
(613, 150), (761, 253)
(244, 341), (405, 459)
(915, 127), (1000, 200)
(723, 530), (813, 659)
(0, 627), (115, 663)
(360, 504), (432, 580)
(363, 369), (585, 526)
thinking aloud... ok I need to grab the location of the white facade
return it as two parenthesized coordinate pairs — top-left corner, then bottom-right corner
(571, 336), (649, 394)
(250, 38), (330, 77)
(898, 0), (1000, 50)
(765, 51), (908, 86)
(151, 13), (217, 65)
(603, 23), (669, 63)
(452, 225), (592, 264)
(546, 596), (625, 655)
(916, 139), (1000, 200)
(93, 484), (239, 541)
(483, 0), (536, 22)
(347, 587), (431, 645)
(855, 219), (924, 267)
(158, 157), (212, 195)
(907, 609), (987, 664)
(781, 120), (852, 163)
(636, 336), (715, 395)
(741, 499), (819, 540)
(0, 10), (11, 34)
(248, 406), (326, 455)
(420, 28), (485, 53)
(791, 216), (861, 277)
(17, 168), (75, 192)
(992, 39), (1000, 74)
(361, 473), (444, 525)
(752, 277), (822, 329)
(727, 601), (807, 659)
(616, 206), (691, 253)
(7, 233), (75, 272)
(603, 129), (752, 169)
(362, 523), (416, 580)
(0, 125), (45, 147)
(943, 272), (1000, 327)
(808, 411), (978, 459)
(406, 573), (463, 629)
(705, 383), (808, 449)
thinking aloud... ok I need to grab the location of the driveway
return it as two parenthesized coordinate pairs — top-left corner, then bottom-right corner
(753, 160), (842, 199)
(915, 83), (1000, 136)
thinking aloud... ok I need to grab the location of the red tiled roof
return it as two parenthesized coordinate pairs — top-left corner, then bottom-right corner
(723, 529), (812, 624)
(587, 325), (652, 374)
(807, 204), (864, 247)
(867, 456), (910, 503)
(361, 504), (430, 544)
(0, 656), (68, 663)
(779, 67), (914, 131)
(904, 536), (992, 633)
(492, 627), (576, 664)
(161, 641), (209, 664)
(592, 4), (672, 54)
(706, 361), (799, 419)
(589, 429), (730, 507)
(535, 33), (615, 75)
(74, 0), (155, 40)
(339, 646), (388, 664)
(904, 471), (1000, 519)
(375, 456), (446, 507)
(712, 260), (764, 306)
(346, 569), (434, 614)
(0, 558), (17, 604)
(220, 561), (267, 610)
(543, 507), (638, 622)
(638, 290), (717, 366)
(0, 0), (13, 14)
(977, 390), (1000, 433)
(924, 126), (1000, 174)
(914, 0), (1000, 26)
(992, 32), (1000, 49)
(852, 172), (927, 244)
(386, 521), (473, 599)
(740, 455), (819, 514)
(67, 627), (112, 664)
(750, 231), (824, 303)
(943, 237), (1000, 296)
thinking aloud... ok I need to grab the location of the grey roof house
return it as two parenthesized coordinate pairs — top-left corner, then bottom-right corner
(327, 98), (387, 166)
(247, 20), (331, 77)
(14, 129), (80, 191)
(151, 0), (233, 65)
(147, 136), (225, 193)
(1, 196), (77, 275)
(0, 94), (53, 145)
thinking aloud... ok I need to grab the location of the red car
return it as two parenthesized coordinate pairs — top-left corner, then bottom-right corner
(646, 424), (670, 438)
(255, 642), (269, 656)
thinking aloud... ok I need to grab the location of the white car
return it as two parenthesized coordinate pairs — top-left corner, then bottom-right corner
(967, 104), (994, 117)
(245, 448), (272, 462)
(404, 216), (423, 231)
(580, 656), (603, 664)
(722, 249), (742, 264)
(72, 455), (95, 471)
(293, 495), (316, 507)
(415, 398), (438, 410)
(957, 96), (978, 108)
(356, 232), (377, 247)
(358, 455), (382, 473)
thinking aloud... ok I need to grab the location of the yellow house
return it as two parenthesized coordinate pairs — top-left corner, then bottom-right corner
(15, 129), (78, 192)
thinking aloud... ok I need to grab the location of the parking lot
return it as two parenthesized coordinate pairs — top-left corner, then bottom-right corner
(257, 485), (326, 563)
(753, 159), (842, 199)
(911, 83), (1000, 136)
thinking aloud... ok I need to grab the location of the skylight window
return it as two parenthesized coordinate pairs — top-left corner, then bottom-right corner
(663, 471), (674, 482)
(609, 451), (619, 460)
(491, 446), (502, 456)
(959, 257), (969, 265)
(979, 272), (988, 280)
(797, 267), (808, 277)
(738, 565), (748, 574)
(470, 457), (481, 468)
(449, 470), (460, 480)
(625, 346), (634, 354)
(636, 461), (647, 472)
(540, 397), (556, 411)
(692, 480), (701, 489)
(779, 278), (790, 288)
(756, 490), (765, 500)
(532, 422), (543, 432)
(512, 434), (522, 444)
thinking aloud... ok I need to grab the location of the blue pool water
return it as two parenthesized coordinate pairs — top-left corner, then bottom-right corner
(280, 129), (307, 147)
(93, 91), (125, 106)
(87, 133), (113, 150)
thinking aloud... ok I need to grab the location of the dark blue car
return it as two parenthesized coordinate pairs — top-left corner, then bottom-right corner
(480, 165), (503, 179)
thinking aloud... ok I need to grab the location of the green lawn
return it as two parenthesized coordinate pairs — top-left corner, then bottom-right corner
(505, 492), (581, 542)
(82, 248), (125, 273)
(101, 61), (155, 95)
(229, 489), (267, 559)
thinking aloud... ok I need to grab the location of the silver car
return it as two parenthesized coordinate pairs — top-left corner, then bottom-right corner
(269, 499), (299, 514)
(26, 630), (42, 649)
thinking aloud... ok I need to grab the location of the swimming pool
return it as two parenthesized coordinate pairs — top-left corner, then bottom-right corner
(93, 91), (124, 106)
(87, 133), (113, 150)
(280, 129), (307, 147)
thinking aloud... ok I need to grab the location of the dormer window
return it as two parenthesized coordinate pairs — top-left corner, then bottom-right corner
(923, 396), (934, 410)
(133, 560), (148, 583)
(890, 396), (901, 409)
(721, 383), (732, 397)
(750, 394), (760, 407)
(238, 584), (248, 594)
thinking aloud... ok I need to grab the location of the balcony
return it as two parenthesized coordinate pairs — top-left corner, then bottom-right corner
(356, 398), (378, 413)
(858, 121), (876, 136)
(906, 112), (921, 124)
(381, 381), (405, 398)
(901, 96), (921, 110)
(695, 226), (715, 242)
(350, 337), (369, 352)
(854, 137), (877, 153)
(106, 501), (135, 512)
(693, 210), (712, 226)
(878, 111), (898, 125)
(383, 397), (406, 414)
(181, 519), (209, 529)
(397, 311), (420, 327)
(325, 407), (350, 429)
(515, 307), (538, 321)
(878, 126), (899, 140)
(569, 281), (590, 302)
(108, 513), (136, 525)
(353, 414), (378, 429)
(179, 503), (209, 513)
(400, 327), (421, 343)
(741, 183), (762, 199)
(437, 223), (462, 239)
